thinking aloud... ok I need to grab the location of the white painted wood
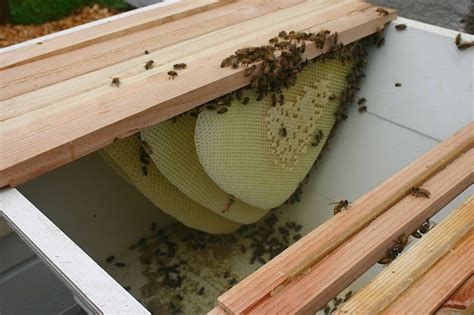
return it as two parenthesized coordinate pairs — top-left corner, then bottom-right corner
(0, 0), (181, 53)
(0, 217), (11, 238)
(0, 188), (150, 314)
(357, 17), (474, 142)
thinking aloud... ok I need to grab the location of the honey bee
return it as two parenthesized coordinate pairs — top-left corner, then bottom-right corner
(418, 220), (434, 234)
(395, 82), (402, 87)
(395, 24), (407, 31)
(457, 41), (474, 50)
(141, 140), (153, 155)
(222, 195), (235, 213)
(242, 97), (250, 105)
(357, 97), (366, 105)
(269, 37), (279, 44)
(410, 186), (430, 198)
(221, 57), (232, 68)
(110, 77), (121, 87)
(330, 200), (350, 215)
(235, 89), (243, 101)
(455, 33), (462, 46)
(376, 8), (389, 15)
(328, 94), (337, 101)
(376, 37), (385, 47)
(217, 107), (228, 114)
(279, 94), (285, 105)
(411, 231), (422, 238)
(142, 166), (148, 176)
(271, 94), (277, 106)
(279, 30), (289, 39)
(173, 63), (187, 70)
(358, 105), (367, 112)
(206, 104), (217, 110)
(144, 60), (154, 70)
(168, 71), (178, 79)
(144, 50), (149, 54)
(279, 127), (287, 137)
(245, 64), (257, 77)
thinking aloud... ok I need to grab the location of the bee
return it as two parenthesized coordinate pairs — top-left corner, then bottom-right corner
(206, 104), (217, 110)
(235, 89), (243, 101)
(358, 105), (367, 112)
(410, 186), (430, 198)
(376, 37), (385, 47)
(395, 24), (407, 31)
(279, 30), (289, 39)
(115, 262), (126, 268)
(411, 231), (422, 238)
(457, 41), (474, 50)
(269, 37), (279, 44)
(395, 82), (402, 87)
(279, 127), (287, 137)
(142, 166), (148, 176)
(222, 195), (235, 213)
(418, 220), (435, 234)
(271, 94), (277, 106)
(455, 33), (462, 46)
(357, 97), (366, 105)
(110, 77), (121, 87)
(300, 40), (306, 53)
(376, 8), (389, 15)
(221, 56), (232, 68)
(279, 94), (285, 105)
(217, 107), (228, 114)
(144, 60), (154, 70)
(328, 94), (337, 101)
(168, 70), (178, 79)
(144, 50), (149, 54)
(330, 200), (350, 215)
(173, 63), (187, 70)
(106, 256), (115, 263)
(197, 287), (205, 295)
(245, 64), (257, 77)
(242, 97), (250, 105)
(141, 141), (153, 155)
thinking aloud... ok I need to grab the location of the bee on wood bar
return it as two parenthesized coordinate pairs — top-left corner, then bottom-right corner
(168, 71), (178, 79)
(144, 60), (154, 70)
(245, 64), (257, 77)
(144, 50), (149, 54)
(410, 186), (430, 198)
(455, 33), (462, 46)
(330, 200), (350, 215)
(418, 220), (435, 234)
(141, 140), (153, 155)
(395, 24), (407, 31)
(110, 77), (121, 87)
(376, 8), (389, 15)
(279, 30), (289, 39)
(269, 37), (279, 44)
(411, 231), (422, 238)
(173, 63), (187, 70)
(457, 41), (474, 50)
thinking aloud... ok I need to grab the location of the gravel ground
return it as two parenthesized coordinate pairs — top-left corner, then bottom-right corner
(126, 0), (474, 34)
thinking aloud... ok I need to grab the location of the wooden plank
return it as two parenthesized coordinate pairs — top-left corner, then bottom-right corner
(336, 196), (474, 314)
(249, 151), (474, 314)
(439, 275), (474, 311)
(0, 0), (305, 101)
(0, 3), (396, 187)
(0, 0), (232, 70)
(207, 306), (227, 315)
(0, 188), (149, 314)
(217, 126), (473, 314)
(380, 230), (473, 314)
(0, 0), (319, 117)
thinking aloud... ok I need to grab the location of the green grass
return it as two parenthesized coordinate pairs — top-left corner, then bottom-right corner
(9, 0), (135, 25)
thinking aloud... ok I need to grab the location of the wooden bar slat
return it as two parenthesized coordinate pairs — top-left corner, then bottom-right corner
(0, 0), (322, 117)
(381, 230), (473, 314)
(438, 275), (474, 312)
(0, 0), (306, 101)
(0, 2), (396, 187)
(337, 196), (474, 314)
(250, 151), (474, 314)
(217, 123), (473, 314)
(0, 0), (231, 70)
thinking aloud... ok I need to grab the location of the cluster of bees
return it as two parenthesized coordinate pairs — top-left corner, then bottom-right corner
(455, 33), (474, 50)
(411, 219), (435, 239)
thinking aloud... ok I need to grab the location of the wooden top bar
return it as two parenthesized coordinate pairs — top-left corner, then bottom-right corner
(0, 0), (396, 187)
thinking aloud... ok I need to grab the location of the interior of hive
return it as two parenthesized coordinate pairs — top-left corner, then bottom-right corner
(12, 30), (472, 314)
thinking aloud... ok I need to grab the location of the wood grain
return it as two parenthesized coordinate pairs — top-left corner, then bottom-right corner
(0, 0), (232, 70)
(217, 123), (473, 314)
(0, 0), (305, 101)
(380, 231), (473, 314)
(439, 275), (474, 311)
(0, 2), (396, 187)
(336, 196), (474, 314)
